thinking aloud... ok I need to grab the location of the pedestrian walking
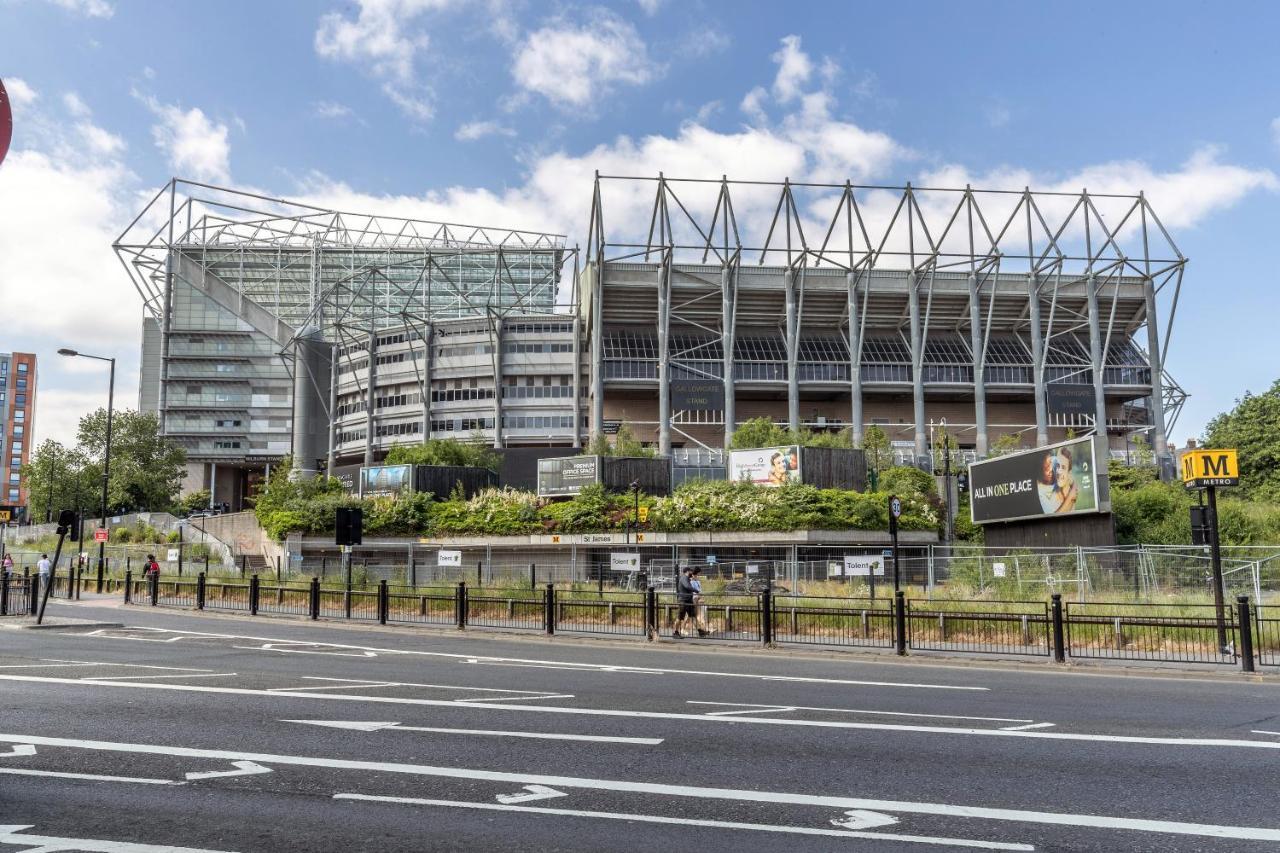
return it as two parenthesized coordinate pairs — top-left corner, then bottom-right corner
(690, 566), (711, 636)
(1, 553), (13, 573)
(144, 554), (160, 578)
(36, 553), (52, 595)
(672, 566), (710, 639)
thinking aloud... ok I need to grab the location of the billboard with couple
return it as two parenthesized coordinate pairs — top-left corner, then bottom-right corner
(969, 436), (1108, 524)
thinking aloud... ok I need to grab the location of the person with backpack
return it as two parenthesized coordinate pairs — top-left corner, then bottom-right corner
(144, 554), (160, 579)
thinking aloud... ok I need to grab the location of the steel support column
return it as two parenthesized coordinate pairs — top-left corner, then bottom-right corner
(363, 327), (376, 466)
(326, 343), (337, 476)
(1085, 274), (1108, 435)
(908, 271), (926, 459)
(657, 257), (672, 455)
(1143, 278), (1168, 455)
(968, 272), (988, 456)
(784, 267), (799, 432)
(847, 271), (864, 446)
(1026, 273), (1049, 447)
(590, 263), (604, 438)
(721, 263), (736, 447)
(422, 321), (434, 444)
(491, 316), (504, 449)
(571, 315), (582, 448)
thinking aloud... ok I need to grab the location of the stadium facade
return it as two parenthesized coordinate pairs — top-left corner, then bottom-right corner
(116, 181), (577, 508)
(116, 176), (1186, 506)
(584, 175), (1185, 470)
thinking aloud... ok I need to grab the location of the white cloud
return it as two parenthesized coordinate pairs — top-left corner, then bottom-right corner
(739, 85), (768, 123)
(135, 92), (231, 183)
(771, 34), (812, 103)
(455, 120), (515, 141)
(313, 101), (355, 120)
(1271, 116), (1280, 149)
(314, 0), (452, 121)
(44, 0), (114, 18)
(0, 90), (141, 446)
(636, 0), (663, 14)
(62, 92), (90, 117)
(512, 12), (658, 108)
(4, 78), (38, 108)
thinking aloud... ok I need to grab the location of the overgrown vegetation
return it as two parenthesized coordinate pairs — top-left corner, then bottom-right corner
(384, 437), (501, 470)
(252, 460), (940, 539)
(586, 423), (656, 458)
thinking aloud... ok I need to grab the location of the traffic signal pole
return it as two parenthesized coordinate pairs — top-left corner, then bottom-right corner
(1206, 485), (1229, 655)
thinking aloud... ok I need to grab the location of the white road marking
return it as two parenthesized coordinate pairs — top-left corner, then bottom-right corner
(333, 794), (1031, 850)
(831, 809), (900, 830)
(4, 732), (1279, 842)
(0, 744), (36, 758)
(703, 706), (797, 716)
(689, 701), (1036, 725)
(94, 626), (985, 691)
(0, 674), (1272, 751)
(1251, 729), (1280, 737)
(42, 659), (214, 672)
(232, 643), (377, 658)
(281, 719), (663, 745)
(454, 694), (576, 703)
(1002, 723), (1056, 731)
(184, 760), (272, 781)
(88, 673), (238, 681)
(0, 768), (179, 785)
(267, 681), (402, 692)
(495, 784), (567, 804)
(280, 676), (574, 702)
(0, 825), (234, 852)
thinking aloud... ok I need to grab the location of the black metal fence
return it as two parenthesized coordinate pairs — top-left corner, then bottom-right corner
(117, 574), (1277, 673)
(1, 572), (33, 616)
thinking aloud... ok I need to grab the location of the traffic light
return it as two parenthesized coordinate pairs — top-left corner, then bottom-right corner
(335, 507), (363, 546)
(56, 509), (79, 539)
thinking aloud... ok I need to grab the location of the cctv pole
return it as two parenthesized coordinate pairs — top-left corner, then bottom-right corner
(36, 520), (70, 625)
(96, 357), (116, 593)
(1206, 485), (1229, 655)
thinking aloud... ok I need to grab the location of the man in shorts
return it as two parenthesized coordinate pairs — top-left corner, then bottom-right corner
(672, 566), (710, 638)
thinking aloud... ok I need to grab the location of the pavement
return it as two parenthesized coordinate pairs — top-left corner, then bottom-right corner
(1, 597), (1278, 852)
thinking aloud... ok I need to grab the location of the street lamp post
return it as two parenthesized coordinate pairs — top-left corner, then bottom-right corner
(58, 349), (115, 593)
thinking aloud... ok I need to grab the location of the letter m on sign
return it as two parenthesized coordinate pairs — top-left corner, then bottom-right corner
(1202, 454), (1231, 477)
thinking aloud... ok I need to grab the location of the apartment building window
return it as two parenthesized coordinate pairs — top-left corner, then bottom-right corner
(11, 442), (21, 453)
(15, 379), (26, 391)
(13, 426), (22, 436)
(214, 419), (243, 428)
(7, 490), (18, 502)
(8, 474), (18, 484)
(213, 440), (241, 449)
(13, 411), (23, 422)
(16, 363), (27, 373)
(15, 395), (25, 407)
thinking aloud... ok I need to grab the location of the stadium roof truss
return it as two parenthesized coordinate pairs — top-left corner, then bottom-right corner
(114, 179), (575, 343)
(586, 174), (1187, 452)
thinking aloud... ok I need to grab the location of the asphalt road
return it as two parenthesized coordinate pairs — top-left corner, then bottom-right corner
(1, 598), (1278, 852)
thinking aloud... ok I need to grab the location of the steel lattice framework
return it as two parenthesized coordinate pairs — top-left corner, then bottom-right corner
(114, 179), (570, 339)
(585, 174), (1186, 458)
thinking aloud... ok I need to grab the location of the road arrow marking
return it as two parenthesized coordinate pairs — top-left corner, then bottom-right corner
(831, 809), (899, 830)
(496, 785), (567, 804)
(0, 824), (237, 852)
(185, 760), (272, 781)
(281, 720), (662, 745)
(0, 744), (35, 758)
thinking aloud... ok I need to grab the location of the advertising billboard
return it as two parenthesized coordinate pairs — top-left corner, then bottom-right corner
(537, 456), (601, 497)
(360, 464), (414, 498)
(969, 436), (1107, 524)
(728, 446), (801, 487)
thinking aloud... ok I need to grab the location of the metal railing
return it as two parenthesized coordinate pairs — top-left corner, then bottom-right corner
(117, 576), (1278, 673)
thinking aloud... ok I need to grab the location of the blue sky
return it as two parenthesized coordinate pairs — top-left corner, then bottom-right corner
(1, 0), (1278, 446)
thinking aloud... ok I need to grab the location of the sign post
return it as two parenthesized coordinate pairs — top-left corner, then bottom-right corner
(1181, 449), (1239, 656)
(888, 495), (902, 592)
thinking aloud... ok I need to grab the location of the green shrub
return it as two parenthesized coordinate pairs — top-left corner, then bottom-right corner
(384, 437), (500, 471)
(878, 466), (937, 499)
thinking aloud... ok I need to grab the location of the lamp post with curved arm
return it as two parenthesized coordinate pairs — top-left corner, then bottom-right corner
(57, 348), (114, 593)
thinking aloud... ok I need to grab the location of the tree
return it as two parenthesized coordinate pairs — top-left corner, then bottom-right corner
(384, 436), (500, 470)
(76, 408), (187, 514)
(1203, 379), (1280, 501)
(988, 432), (1024, 457)
(583, 423), (655, 457)
(728, 417), (793, 450)
(23, 441), (99, 523)
(860, 424), (892, 480)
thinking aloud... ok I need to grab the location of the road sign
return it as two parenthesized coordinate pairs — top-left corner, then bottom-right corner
(166, 548), (180, 562)
(637, 506), (649, 523)
(93, 528), (109, 543)
(1181, 449), (1239, 488)
(437, 549), (462, 568)
(889, 496), (902, 519)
